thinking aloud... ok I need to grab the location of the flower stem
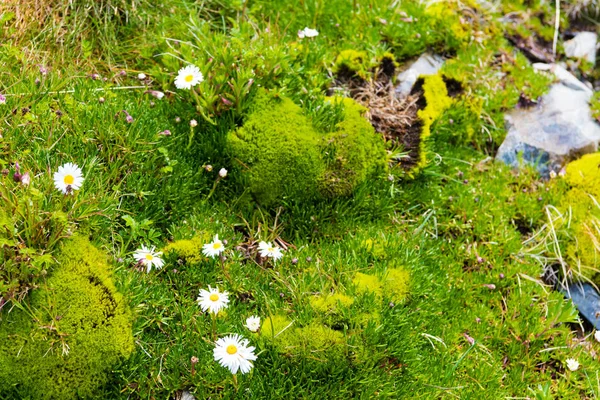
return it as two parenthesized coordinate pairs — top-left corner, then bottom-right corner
(211, 313), (217, 341)
(232, 374), (239, 392)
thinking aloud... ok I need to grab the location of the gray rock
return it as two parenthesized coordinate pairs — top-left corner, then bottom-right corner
(496, 64), (600, 177)
(564, 32), (597, 65)
(395, 53), (444, 98)
(564, 282), (600, 329)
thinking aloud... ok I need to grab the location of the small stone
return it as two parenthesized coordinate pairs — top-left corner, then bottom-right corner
(564, 32), (597, 65)
(395, 53), (445, 97)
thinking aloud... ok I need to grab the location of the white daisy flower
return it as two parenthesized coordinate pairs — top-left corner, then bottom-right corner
(245, 316), (260, 332)
(133, 245), (164, 272)
(219, 168), (227, 178)
(190, 119), (198, 127)
(198, 286), (229, 314)
(595, 330), (600, 343)
(202, 234), (225, 258)
(53, 163), (84, 194)
(298, 27), (319, 38)
(175, 65), (204, 90)
(138, 73), (147, 80)
(566, 358), (579, 371)
(213, 334), (257, 374)
(258, 241), (283, 261)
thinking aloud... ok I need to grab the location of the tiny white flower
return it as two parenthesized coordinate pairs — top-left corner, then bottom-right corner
(53, 163), (84, 194)
(202, 234), (225, 258)
(198, 286), (229, 314)
(0, 93), (6, 104)
(213, 334), (257, 374)
(138, 73), (147, 80)
(219, 168), (227, 178)
(595, 330), (600, 343)
(245, 316), (260, 332)
(133, 245), (164, 272)
(566, 358), (579, 371)
(299, 27), (319, 38)
(175, 65), (204, 90)
(190, 119), (198, 127)
(258, 241), (283, 261)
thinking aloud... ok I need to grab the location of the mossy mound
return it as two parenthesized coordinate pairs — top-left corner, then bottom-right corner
(163, 233), (211, 265)
(262, 315), (346, 360)
(333, 49), (371, 80)
(0, 236), (134, 399)
(353, 268), (410, 303)
(228, 90), (386, 206)
(309, 293), (354, 328)
(560, 154), (600, 282)
(320, 97), (387, 197)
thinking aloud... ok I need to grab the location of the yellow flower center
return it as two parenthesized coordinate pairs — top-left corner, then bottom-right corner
(64, 174), (74, 185)
(185, 74), (194, 82)
(226, 345), (238, 355)
(213, 242), (222, 250)
(210, 294), (219, 302)
(145, 254), (154, 261)
(268, 247), (275, 253)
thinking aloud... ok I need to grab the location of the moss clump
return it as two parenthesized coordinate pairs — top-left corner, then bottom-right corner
(333, 49), (372, 80)
(310, 293), (354, 328)
(382, 268), (410, 303)
(228, 90), (386, 205)
(353, 272), (383, 298)
(565, 153), (600, 198)
(561, 154), (600, 281)
(0, 236), (134, 399)
(416, 74), (453, 170)
(163, 234), (211, 264)
(353, 268), (410, 303)
(262, 315), (346, 359)
(320, 97), (386, 197)
(228, 91), (326, 206)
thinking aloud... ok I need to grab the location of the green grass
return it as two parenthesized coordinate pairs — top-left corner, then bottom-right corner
(1, 0), (600, 398)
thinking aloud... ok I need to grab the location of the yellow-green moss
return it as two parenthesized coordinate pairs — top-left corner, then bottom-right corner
(353, 272), (383, 298)
(353, 269), (410, 302)
(320, 97), (387, 197)
(565, 153), (600, 199)
(228, 90), (325, 206)
(0, 236), (134, 399)
(310, 293), (354, 313)
(333, 49), (372, 80)
(262, 315), (346, 359)
(382, 268), (410, 303)
(163, 234), (211, 264)
(416, 74), (453, 170)
(228, 90), (386, 205)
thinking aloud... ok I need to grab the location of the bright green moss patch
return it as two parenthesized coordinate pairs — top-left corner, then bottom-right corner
(416, 74), (453, 170)
(262, 315), (346, 359)
(565, 153), (600, 198)
(353, 272), (384, 298)
(228, 90), (325, 206)
(310, 293), (354, 313)
(228, 90), (386, 205)
(362, 238), (387, 259)
(333, 49), (372, 80)
(382, 268), (410, 303)
(320, 97), (386, 197)
(0, 236), (134, 399)
(353, 269), (410, 303)
(163, 234), (211, 264)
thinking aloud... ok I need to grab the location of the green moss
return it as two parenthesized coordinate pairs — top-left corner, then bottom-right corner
(382, 268), (410, 303)
(353, 269), (410, 302)
(310, 293), (354, 313)
(262, 315), (346, 359)
(228, 90), (386, 205)
(228, 90), (325, 206)
(353, 272), (383, 298)
(362, 238), (387, 259)
(332, 49), (372, 80)
(320, 97), (386, 197)
(414, 74), (453, 172)
(566, 153), (600, 198)
(163, 233), (211, 264)
(0, 236), (134, 399)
